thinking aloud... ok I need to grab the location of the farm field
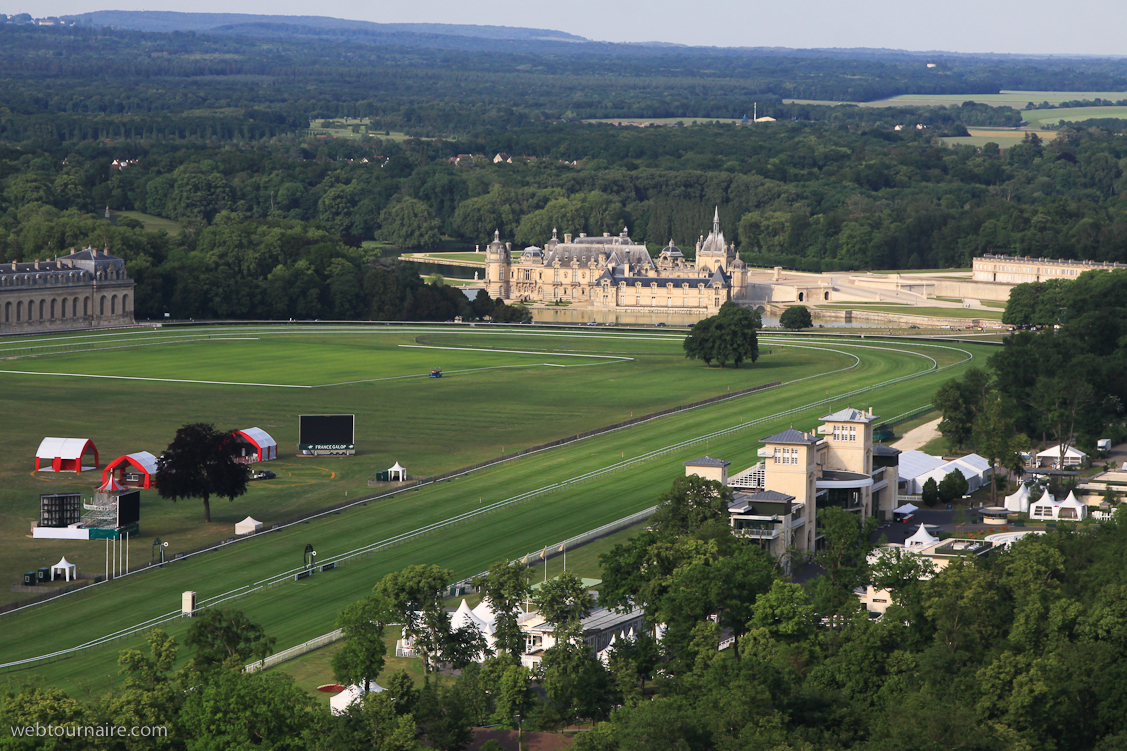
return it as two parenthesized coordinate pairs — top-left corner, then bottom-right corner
(0, 328), (994, 693)
(941, 128), (1061, 148)
(0, 324), (843, 606)
(787, 91), (1127, 108)
(1020, 105), (1127, 127)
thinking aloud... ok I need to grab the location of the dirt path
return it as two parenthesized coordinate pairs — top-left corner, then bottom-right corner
(891, 417), (942, 452)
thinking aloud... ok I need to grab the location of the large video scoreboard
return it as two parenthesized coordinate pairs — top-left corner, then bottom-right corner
(298, 414), (355, 455)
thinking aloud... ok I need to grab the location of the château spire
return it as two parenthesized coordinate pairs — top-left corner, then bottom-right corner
(712, 206), (720, 235)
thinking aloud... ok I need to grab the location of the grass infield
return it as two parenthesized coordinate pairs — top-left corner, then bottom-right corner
(0, 325), (994, 694)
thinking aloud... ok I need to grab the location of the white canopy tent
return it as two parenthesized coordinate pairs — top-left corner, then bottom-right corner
(235, 516), (263, 536)
(893, 503), (919, 519)
(1034, 445), (1088, 469)
(1029, 489), (1059, 520)
(388, 462), (406, 481)
(1004, 483), (1032, 514)
(51, 556), (77, 582)
(905, 524), (939, 547)
(329, 682), (384, 715)
(1058, 491), (1088, 521)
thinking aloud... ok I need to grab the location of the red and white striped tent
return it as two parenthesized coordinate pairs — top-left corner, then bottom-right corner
(102, 451), (158, 489)
(232, 428), (277, 462)
(35, 437), (99, 472)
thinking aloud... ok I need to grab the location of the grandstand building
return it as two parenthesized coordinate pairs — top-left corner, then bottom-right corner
(484, 208), (748, 314)
(0, 247), (135, 334)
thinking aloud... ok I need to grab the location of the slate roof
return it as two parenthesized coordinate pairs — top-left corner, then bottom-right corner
(821, 407), (879, 423)
(873, 444), (902, 456)
(684, 456), (731, 468)
(741, 490), (795, 502)
(761, 428), (820, 445)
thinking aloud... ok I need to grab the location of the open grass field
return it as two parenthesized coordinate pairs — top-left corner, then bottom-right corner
(817, 304), (1003, 320)
(787, 92), (1127, 108)
(401, 252), (488, 266)
(307, 118), (440, 142)
(0, 324), (833, 606)
(111, 211), (183, 237)
(583, 118), (742, 126)
(1020, 106), (1127, 127)
(0, 325), (996, 696)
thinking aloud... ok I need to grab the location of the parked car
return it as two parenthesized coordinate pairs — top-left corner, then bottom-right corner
(655, 322), (667, 327)
(252, 470), (276, 481)
(908, 325), (920, 329)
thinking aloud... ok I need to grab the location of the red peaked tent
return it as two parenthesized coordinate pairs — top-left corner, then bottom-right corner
(102, 451), (158, 489)
(35, 437), (99, 472)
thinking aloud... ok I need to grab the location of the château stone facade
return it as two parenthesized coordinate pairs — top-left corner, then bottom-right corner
(0, 247), (135, 334)
(484, 208), (747, 314)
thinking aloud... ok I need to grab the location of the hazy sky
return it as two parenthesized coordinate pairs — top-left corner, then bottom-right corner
(7, 0), (1127, 56)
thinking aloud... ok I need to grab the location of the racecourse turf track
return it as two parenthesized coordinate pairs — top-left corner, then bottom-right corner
(0, 324), (992, 693)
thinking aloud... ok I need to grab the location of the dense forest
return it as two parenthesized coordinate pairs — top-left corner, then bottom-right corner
(5, 120), (1127, 318)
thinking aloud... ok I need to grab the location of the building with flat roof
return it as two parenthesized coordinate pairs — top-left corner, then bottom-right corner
(686, 406), (900, 570)
(973, 254), (1126, 285)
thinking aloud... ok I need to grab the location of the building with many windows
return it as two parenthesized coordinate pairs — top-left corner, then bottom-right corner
(0, 247), (135, 334)
(484, 208), (747, 314)
(973, 253), (1126, 284)
(684, 407), (900, 571)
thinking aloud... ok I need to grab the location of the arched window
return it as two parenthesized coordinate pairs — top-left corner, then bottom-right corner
(824, 291), (830, 301)
(111, 295), (118, 315)
(50, 299), (56, 319)
(798, 292), (805, 302)
(74, 297), (80, 316)
(38, 299), (45, 319)
(100, 296), (106, 316)
(84, 297), (90, 316)
(4, 301), (9, 323)
(122, 294), (129, 312)
(30, 299), (37, 319)
(16, 301), (22, 322)
(61, 298), (67, 319)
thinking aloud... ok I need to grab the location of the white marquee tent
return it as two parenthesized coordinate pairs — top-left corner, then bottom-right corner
(1029, 489), (1058, 520)
(388, 462), (406, 481)
(1004, 483), (1032, 514)
(330, 682), (384, 715)
(905, 524), (939, 547)
(235, 516), (264, 536)
(51, 556), (77, 582)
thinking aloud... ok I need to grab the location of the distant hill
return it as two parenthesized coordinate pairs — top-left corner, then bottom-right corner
(63, 11), (588, 42)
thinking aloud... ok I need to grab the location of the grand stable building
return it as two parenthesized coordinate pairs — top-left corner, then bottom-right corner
(484, 209), (748, 314)
(0, 247), (135, 334)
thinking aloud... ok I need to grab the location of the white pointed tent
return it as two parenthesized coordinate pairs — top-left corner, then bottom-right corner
(1029, 489), (1059, 520)
(330, 682), (384, 715)
(51, 556), (77, 582)
(388, 462), (406, 481)
(1058, 491), (1088, 521)
(451, 599), (496, 660)
(235, 516), (263, 535)
(905, 524), (939, 547)
(1004, 483), (1032, 514)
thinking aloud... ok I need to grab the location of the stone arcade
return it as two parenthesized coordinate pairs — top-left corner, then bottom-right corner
(0, 247), (135, 334)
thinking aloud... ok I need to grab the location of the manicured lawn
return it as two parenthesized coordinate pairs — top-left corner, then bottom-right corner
(0, 327), (996, 696)
(0, 324), (835, 606)
(817, 305), (1003, 320)
(112, 211), (183, 237)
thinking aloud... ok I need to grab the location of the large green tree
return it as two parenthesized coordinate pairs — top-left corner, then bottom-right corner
(683, 302), (761, 368)
(155, 423), (249, 523)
